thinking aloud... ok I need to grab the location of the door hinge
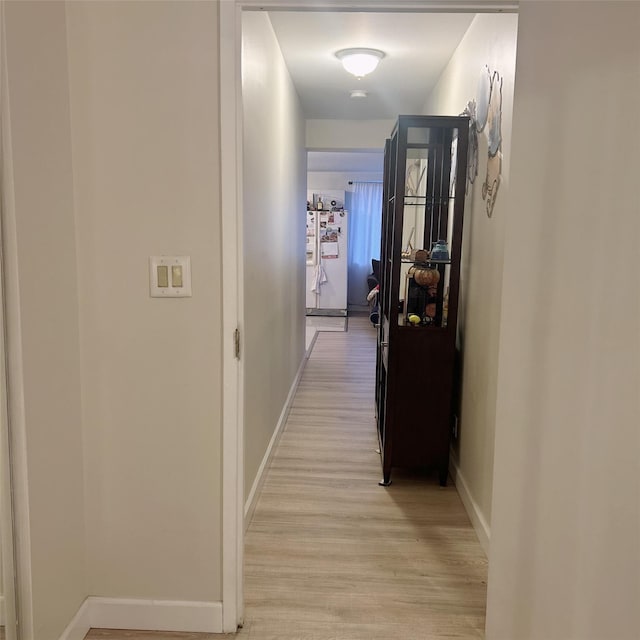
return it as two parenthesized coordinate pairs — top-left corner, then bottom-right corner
(234, 327), (241, 360)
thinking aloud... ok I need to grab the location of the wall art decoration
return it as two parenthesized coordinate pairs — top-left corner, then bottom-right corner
(461, 65), (504, 218)
(460, 99), (479, 194)
(482, 67), (503, 218)
(476, 68), (491, 133)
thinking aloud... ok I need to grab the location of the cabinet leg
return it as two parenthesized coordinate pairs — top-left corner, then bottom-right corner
(378, 469), (392, 487)
(438, 468), (448, 487)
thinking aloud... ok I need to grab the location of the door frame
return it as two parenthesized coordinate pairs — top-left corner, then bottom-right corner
(0, 4), (27, 637)
(218, 0), (519, 631)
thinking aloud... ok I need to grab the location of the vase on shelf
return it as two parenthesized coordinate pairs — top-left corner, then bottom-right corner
(430, 240), (449, 261)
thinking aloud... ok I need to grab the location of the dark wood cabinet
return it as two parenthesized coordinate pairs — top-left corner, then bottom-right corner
(376, 115), (469, 486)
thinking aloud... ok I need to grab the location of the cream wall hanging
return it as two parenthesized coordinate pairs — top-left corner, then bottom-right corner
(461, 65), (504, 218)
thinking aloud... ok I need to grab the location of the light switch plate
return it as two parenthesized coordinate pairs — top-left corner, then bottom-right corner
(149, 256), (192, 297)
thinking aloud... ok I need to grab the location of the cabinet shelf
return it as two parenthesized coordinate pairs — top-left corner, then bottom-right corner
(397, 322), (448, 330)
(375, 115), (469, 487)
(400, 258), (451, 265)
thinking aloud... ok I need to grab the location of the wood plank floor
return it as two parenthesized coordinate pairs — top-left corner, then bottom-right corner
(86, 316), (487, 640)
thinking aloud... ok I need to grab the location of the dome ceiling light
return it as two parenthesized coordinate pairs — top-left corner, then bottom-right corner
(350, 89), (368, 99)
(335, 48), (385, 79)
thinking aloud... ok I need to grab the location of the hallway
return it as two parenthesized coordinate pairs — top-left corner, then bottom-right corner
(238, 316), (487, 639)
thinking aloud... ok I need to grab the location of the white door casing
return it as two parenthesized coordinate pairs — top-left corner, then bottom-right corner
(0, 2), (29, 637)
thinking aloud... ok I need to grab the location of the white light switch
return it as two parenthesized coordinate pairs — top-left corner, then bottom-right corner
(171, 264), (183, 288)
(150, 256), (192, 297)
(157, 265), (169, 288)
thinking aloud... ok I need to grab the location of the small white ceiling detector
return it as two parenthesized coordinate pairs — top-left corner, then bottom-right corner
(350, 89), (368, 99)
(335, 48), (385, 78)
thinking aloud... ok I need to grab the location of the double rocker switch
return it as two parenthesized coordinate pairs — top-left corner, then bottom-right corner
(157, 264), (183, 288)
(149, 256), (192, 297)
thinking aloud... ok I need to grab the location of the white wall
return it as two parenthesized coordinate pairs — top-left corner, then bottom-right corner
(308, 172), (381, 194)
(487, 2), (640, 638)
(422, 13), (518, 552)
(242, 12), (306, 503)
(307, 119), (392, 150)
(3, 2), (86, 637)
(66, 0), (222, 603)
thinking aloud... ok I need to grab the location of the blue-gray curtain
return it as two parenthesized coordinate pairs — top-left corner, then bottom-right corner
(347, 182), (383, 306)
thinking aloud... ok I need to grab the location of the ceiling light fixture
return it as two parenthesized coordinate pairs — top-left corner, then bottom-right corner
(335, 48), (385, 78)
(350, 89), (368, 99)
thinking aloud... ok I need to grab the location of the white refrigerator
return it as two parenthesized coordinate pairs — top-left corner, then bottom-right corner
(306, 193), (348, 316)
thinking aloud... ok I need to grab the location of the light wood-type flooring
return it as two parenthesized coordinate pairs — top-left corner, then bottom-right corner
(86, 316), (487, 640)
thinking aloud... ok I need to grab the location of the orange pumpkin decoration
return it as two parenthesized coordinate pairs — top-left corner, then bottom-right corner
(413, 267), (440, 287)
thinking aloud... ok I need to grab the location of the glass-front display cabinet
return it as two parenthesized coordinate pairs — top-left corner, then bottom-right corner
(376, 115), (469, 486)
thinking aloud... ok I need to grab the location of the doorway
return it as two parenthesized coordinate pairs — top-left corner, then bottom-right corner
(307, 150), (383, 318)
(221, 1), (519, 631)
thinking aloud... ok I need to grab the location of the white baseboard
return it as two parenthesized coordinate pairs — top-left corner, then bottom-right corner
(59, 597), (223, 639)
(450, 455), (491, 556)
(244, 354), (308, 530)
(58, 598), (91, 640)
(305, 328), (319, 357)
